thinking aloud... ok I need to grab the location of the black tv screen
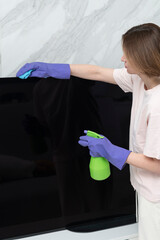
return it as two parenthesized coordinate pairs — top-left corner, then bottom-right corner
(0, 76), (135, 239)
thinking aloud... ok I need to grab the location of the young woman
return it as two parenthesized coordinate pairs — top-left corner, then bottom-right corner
(17, 23), (160, 240)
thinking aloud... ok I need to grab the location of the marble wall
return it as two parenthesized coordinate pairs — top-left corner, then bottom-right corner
(0, 0), (160, 77)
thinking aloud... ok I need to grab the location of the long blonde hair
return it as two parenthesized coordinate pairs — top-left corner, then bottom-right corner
(122, 23), (160, 77)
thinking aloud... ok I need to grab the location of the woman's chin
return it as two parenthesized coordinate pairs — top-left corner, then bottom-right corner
(126, 68), (133, 74)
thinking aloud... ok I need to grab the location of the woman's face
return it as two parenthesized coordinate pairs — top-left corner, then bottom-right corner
(121, 51), (139, 74)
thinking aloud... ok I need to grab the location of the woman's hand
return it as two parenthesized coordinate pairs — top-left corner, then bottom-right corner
(78, 130), (131, 170)
(16, 62), (71, 79)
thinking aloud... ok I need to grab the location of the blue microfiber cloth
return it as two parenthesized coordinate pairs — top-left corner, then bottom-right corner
(19, 69), (34, 79)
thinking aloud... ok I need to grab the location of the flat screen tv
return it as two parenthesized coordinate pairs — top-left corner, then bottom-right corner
(0, 76), (135, 239)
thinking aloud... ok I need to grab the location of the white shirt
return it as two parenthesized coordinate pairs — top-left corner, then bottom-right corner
(113, 68), (160, 202)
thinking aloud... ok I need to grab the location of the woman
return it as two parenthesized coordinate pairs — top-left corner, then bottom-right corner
(17, 23), (160, 239)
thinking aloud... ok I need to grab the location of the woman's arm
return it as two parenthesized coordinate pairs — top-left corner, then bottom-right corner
(70, 64), (117, 84)
(126, 152), (160, 174)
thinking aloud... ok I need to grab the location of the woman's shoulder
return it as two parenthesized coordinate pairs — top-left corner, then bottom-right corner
(148, 84), (160, 115)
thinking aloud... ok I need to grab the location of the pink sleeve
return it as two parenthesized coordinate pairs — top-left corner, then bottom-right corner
(113, 68), (133, 93)
(143, 114), (160, 160)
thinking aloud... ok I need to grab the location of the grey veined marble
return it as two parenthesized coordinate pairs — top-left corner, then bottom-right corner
(0, 0), (160, 77)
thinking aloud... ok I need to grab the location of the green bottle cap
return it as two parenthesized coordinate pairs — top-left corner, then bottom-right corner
(87, 130), (111, 181)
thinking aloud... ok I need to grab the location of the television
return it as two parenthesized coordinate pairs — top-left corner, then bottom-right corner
(0, 76), (136, 239)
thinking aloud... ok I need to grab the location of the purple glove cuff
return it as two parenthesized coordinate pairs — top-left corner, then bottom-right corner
(64, 64), (71, 79)
(52, 64), (71, 79)
(97, 143), (131, 170)
(112, 146), (131, 170)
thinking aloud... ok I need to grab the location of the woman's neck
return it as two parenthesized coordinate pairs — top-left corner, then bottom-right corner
(138, 73), (160, 90)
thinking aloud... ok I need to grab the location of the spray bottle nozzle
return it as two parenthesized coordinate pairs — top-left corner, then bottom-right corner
(86, 130), (104, 139)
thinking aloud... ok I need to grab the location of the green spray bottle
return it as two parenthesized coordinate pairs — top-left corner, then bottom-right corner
(87, 130), (111, 181)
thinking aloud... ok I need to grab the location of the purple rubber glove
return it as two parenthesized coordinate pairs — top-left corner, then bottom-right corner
(16, 62), (71, 79)
(78, 130), (131, 170)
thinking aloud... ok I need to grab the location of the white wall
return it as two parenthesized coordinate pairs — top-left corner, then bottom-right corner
(0, 0), (160, 77)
